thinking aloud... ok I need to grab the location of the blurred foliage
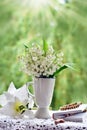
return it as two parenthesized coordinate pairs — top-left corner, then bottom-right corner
(0, 0), (87, 109)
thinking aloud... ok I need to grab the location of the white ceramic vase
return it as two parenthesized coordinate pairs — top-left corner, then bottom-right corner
(33, 77), (55, 119)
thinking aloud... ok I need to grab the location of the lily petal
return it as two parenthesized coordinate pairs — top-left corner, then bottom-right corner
(28, 97), (34, 109)
(0, 102), (15, 117)
(16, 84), (28, 102)
(0, 94), (7, 106)
(8, 82), (16, 95)
(23, 109), (34, 119)
(4, 92), (15, 102)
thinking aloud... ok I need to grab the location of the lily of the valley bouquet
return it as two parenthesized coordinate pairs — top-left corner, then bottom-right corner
(19, 41), (69, 78)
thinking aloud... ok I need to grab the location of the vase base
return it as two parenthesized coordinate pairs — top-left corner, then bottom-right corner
(35, 107), (51, 119)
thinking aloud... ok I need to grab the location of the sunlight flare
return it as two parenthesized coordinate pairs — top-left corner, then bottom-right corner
(20, 0), (50, 12)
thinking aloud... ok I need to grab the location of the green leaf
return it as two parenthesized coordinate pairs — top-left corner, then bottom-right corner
(52, 63), (74, 77)
(24, 44), (29, 52)
(53, 65), (68, 77)
(43, 40), (48, 56)
(24, 44), (28, 48)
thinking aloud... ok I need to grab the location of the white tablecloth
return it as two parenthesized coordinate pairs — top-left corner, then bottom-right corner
(0, 116), (87, 130)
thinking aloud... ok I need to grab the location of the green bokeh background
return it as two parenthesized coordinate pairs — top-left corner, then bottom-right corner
(0, 0), (87, 110)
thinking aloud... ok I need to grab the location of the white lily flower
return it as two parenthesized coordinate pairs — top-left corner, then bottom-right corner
(0, 97), (34, 118)
(0, 82), (34, 118)
(0, 97), (25, 117)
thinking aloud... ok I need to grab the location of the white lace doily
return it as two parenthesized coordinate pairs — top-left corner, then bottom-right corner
(0, 116), (87, 130)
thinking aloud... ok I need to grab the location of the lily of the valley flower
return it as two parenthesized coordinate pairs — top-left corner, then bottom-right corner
(18, 41), (70, 78)
(0, 82), (34, 118)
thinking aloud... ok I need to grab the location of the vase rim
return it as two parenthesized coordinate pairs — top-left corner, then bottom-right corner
(35, 77), (55, 79)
